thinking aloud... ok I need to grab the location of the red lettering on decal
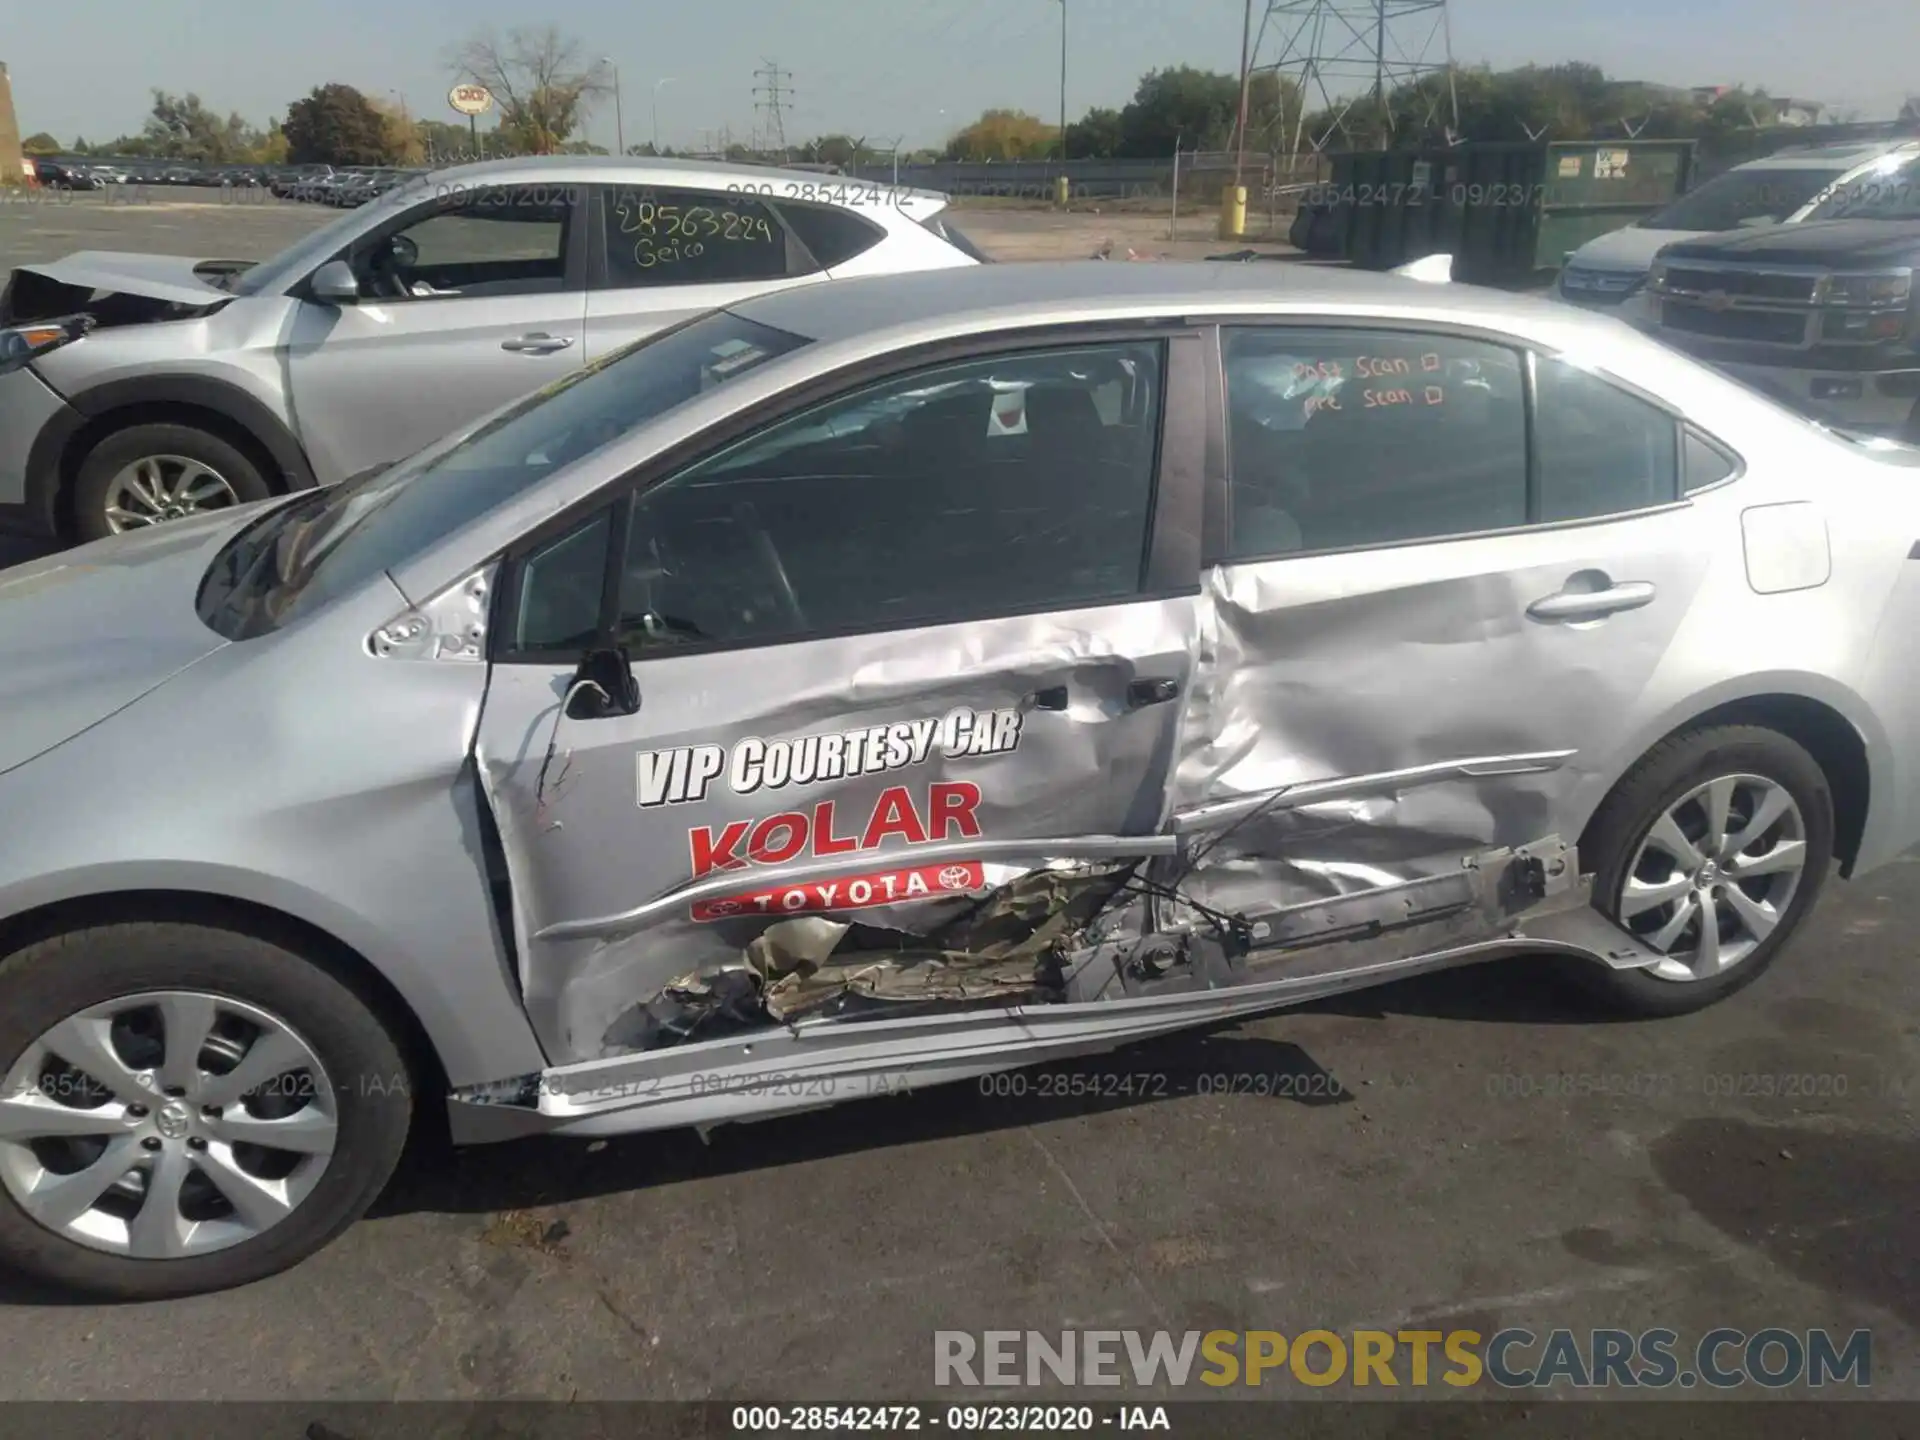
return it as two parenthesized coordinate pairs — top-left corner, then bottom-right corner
(861, 785), (928, 849)
(928, 781), (982, 840)
(748, 812), (808, 864)
(690, 862), (986, 922)
(810, 799), (861, 857)
(690, 821), (751, 878)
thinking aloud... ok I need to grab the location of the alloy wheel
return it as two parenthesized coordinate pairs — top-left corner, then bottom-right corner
(1615, 773), (1808, 983)
(0, 992), (337, 1258)
(102, 454), (241, 532)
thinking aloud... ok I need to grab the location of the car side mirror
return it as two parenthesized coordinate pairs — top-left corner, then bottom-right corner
(566, 646), (641, 720)
(309, 259), (362, 304)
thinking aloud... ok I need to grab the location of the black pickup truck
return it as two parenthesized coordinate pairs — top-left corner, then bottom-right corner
(1645, 218), (1920, 441)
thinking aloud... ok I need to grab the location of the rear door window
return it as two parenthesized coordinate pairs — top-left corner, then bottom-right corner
(598, 186), (799, 287)
(1222, 328), (1528, 556)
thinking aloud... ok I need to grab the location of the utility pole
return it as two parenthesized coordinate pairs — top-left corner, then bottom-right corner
(753, 60), (793, 158)
(1234, 0), (1254, 183)
(601, 58), (625, 156)
(1374, 0), (1387, 106)
(652, 77), (676, 154)
(1057, 0), (1069, 165)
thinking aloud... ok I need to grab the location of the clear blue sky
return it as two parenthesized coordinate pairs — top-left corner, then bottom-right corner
(8, 0), (1914, 150)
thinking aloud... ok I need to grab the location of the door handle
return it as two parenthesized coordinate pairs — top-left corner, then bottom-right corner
(501, 332), (574, 354)
(1026, 685), (1069, 712)
(1526, 581), (1656, 622)
(1126, 678), (1181, 708)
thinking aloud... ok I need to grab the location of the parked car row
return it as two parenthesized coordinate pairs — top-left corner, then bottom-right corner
(1554, 139), (1920, 442)
(278, 167), (428, 207)
(29, 157), (278, 189)
(26, 157), (433, 198)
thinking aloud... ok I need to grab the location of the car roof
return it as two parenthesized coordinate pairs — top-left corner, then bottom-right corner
(726, 259), (1595, 346)
(418, 154), (947, 206)
(1735, 138), (1920, 171)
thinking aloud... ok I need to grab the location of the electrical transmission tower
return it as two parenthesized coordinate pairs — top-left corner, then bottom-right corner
(753, 60), (793, 156)
(1248, 0), (1457, 159)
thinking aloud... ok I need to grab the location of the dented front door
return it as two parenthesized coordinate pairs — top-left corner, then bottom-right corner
(474, 334), (1207, 1064)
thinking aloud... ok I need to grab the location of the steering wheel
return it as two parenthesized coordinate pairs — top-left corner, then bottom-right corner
(731, 501), (805, 631)
(369, 234), (418, 299)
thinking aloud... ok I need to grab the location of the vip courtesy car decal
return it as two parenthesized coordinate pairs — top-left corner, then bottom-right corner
(691, 861), (988, 922)
(689, 782), (983, 880)
(635, 706), (1025, 808)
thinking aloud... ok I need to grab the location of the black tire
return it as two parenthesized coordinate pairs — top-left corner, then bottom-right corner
(0, 920), (413, 1301)
(1572, 724), (1834, 1017)
(71, 423), (272, 544)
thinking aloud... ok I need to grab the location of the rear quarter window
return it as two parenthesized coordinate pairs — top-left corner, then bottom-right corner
(776, 201), (885, 269)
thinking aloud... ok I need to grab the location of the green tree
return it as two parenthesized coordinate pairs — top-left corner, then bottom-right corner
(944, 108), (1057, 160)
(1065, 106), (1123, 158)
(449, 26), (608, 154)
(143, 91), (254, 162)
(369, 97), (425, 165)
(283, 83), (394, 166)
(1114, 67), (1240, 156)
(21, 132), (61, 155)
(250, 123), (290, 165)
(801, 134), (867, 167)
(418, 118), (489, 162)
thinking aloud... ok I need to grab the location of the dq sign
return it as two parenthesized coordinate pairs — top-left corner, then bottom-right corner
(448, 84), (495, 117)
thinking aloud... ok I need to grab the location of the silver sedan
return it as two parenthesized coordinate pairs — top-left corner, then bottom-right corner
(2, 260), (1919, 1299)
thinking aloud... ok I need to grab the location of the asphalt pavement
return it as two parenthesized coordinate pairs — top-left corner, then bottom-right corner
(0, 193), (1915, 1406)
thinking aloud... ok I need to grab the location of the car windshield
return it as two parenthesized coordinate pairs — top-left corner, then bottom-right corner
(1640, 167), (1842, 232)
(197, 309), (813, 640)
(1805, 155), (1920, 220)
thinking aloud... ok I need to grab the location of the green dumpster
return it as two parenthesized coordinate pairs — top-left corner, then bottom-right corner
(1533, 140), (1696, 272)
(1310, 139), (1696, 286)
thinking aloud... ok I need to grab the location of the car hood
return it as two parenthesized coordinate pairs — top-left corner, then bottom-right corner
(1566, 226), (1706, 273)
(1656, 219), (1920, 268)
(8, 251), (251, 308)
(0, 509), (251, 776)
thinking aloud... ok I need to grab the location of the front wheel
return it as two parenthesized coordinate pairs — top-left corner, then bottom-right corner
(71, 423), (272, 543)
(1575, 725), (1834, 1017)
(0, 920), (413, 1300)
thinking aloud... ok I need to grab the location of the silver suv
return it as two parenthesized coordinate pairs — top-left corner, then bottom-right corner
(0, 157), (982, 543)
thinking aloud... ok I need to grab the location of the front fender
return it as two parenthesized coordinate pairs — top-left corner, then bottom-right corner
(0, 854), (546, 1091)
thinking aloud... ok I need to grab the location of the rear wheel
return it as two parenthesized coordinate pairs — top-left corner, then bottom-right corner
(0, 921), (412, 1299)
(1574, 725), (1833, 1016)
(72, 423), (272, 543)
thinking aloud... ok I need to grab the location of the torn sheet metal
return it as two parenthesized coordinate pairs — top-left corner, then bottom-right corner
(471, 599), (1197, 1065)
(603, 863), (1137, 1051)
(1160, 558), (1606, 925)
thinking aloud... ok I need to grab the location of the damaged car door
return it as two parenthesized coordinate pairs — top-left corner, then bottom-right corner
(1169, 323), (1711, 939)
(474, 333), (1207, 1064)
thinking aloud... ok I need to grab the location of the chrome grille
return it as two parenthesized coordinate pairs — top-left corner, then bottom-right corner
(1663, 266), (1819, 303)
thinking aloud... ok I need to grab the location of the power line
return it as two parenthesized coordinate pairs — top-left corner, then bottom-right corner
(753, 60), (793, 155)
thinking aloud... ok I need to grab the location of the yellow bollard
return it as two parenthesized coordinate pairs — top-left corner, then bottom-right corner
(1055, 174), (1070, 206)
(1218, 184), (1247, 240)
